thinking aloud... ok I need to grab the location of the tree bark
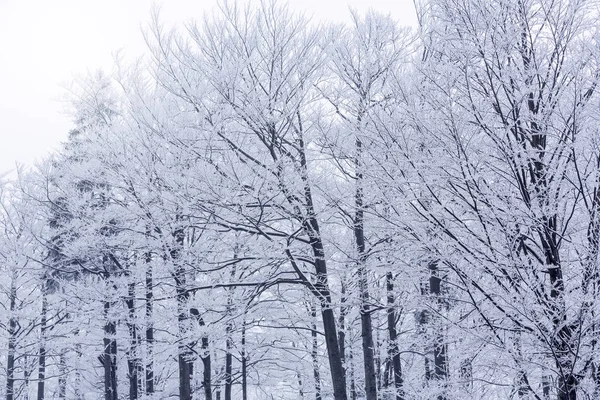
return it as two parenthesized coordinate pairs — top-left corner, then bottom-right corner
(353, 148), (377, 400)
(386, 272), (404, 400)
(126, 278), (140, 400)
(306, 218), (348, 400)
(6, 279), (17, 400)
(241, 316), (247, 400)
(102, 300), (118, 400)
(37, 285), (48, 400)
(191, 308), (212, 400)
(310, 302), (322, 400)
(58, 353), (67, 400)
(296, 123), (347, 400)
(224, 323), (233, 400)
(172, 225), (193, 400)
(145, 252), (154, 395)
(429, 262), (448, 400)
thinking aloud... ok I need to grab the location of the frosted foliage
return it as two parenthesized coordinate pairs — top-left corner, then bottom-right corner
(1, 1), (600, 400)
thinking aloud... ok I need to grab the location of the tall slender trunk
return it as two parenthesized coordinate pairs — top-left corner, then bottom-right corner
(58, 353), (67, 400)
(172, 225), (192, 400)
(102, 299), (118, 400)
(582, 169), (600, 399)
(297, 126), (347, 400)
(23, 354), (31, 400)
(224, 284), (234, 400)
(338, 278), (348, 393)
(354, 133), (377, 400)
(145, 252), (154, 395)
(192, 309), (212, 400)
(241, 315), (247, 400)
(386, 272), (404, 400)
(74, 341), (83, 400)
(417, 281), (431, 384)
(309, 231), (347, 400)
(348, 325), (357, 400)
(310, 302), (322, 400)
(224, 323), (233, 400)
(214, 351), (221, 400)
(6, 279), (17, 400)
(126, 276), (140, 400)
(37, 286), (48, 400)
(429, 262), (448, 400)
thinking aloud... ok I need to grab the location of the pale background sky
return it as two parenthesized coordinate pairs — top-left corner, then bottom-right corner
(0, 0), (417, 176)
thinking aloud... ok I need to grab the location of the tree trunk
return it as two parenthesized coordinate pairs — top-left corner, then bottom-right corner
(173, 225), (192, 400)
(145, 252), (155, 395)
(191, 308), (212, 400)
(102, 300), (118, 400)
(386, 272), (404, 400)
(37, 286), (48, 400)
(201, 316), (212, 400)
(175, 278), (192, 400)
(557, 375), (577, 400)
(6, 280), (17, 400)
(311, 302), (322, 400)
(224, 281), (234, 400)
(348, 325), (357, 400)
(298, 128), (347, 400)
(309, 234), (348, 400)
(354, 132), (377, 400)
(126, 278), (140, 400)
(74, 341), (83, 400)
(58, 353), (67, 400)
(224, 324), (233, 400)
(241, 316), (247, 400)
(429, 262), (448, 400)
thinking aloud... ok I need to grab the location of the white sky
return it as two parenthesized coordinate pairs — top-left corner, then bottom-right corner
(0, 0), (417, 176)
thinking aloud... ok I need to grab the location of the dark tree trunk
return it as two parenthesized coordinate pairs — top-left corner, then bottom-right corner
(23, 354), (31, 400)
(224, 324), (233, 400)
(191, 308), (212, 400)
(202, 350), (212, 400)
(6, 281), (17, 400)
(172, 225), (192, 400)
(338, 278), (348, 374)
(296, 128), (347, 400)
(354, 134), (377, 400)
(429, 262), (448, 400)
(215, 360), (221, 400)
(37, 287), (48, 400)
(348, 327), (357, 400)
(176, 288), (192, 400)
(102, 300), (118, 400)
(145, 252), (154, 395)
(309, 236), (347, 400)
(386, 272), (404, 400)
(241, 316), (247, 400)
(126, 278), (140, 400)
(310, 302), (322, 400)
(558, 375), (577, 400)
(58, 353), (67, 400)
(178, 351), (193, 400)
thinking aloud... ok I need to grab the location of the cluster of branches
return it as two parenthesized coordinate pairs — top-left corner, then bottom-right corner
(1, 0), (600, 399)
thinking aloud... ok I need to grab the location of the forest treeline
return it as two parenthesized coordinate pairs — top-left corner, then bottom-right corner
(2, 0), (600, 399)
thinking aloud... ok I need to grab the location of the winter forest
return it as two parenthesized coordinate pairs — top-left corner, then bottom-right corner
(2, 0), (600, 399)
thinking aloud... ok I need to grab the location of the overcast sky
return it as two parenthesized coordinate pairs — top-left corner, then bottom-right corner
(0, 0), (417, 176)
